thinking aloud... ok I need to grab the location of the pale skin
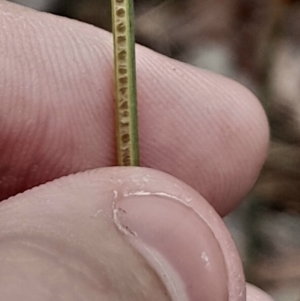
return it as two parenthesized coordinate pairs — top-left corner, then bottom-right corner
(0, 1), (273, 301)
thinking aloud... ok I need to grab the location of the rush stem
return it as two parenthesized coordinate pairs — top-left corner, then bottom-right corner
(111, 0), (139, 166)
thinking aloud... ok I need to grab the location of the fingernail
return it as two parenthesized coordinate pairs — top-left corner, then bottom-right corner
(113, 192), (228, 301)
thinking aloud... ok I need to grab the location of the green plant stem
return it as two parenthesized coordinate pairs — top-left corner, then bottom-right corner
(111, 0), (139, 166)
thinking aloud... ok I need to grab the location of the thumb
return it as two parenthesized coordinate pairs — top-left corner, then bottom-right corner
(0, 167), (260, 301)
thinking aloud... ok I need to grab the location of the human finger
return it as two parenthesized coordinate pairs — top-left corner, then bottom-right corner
(0, 2), (269, 215)
(0, 167), (245, 301)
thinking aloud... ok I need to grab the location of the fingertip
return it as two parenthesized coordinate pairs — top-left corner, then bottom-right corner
(210, 76), (270, 214)
(136, 53), (270, 214)
(247, 284), (274, 301)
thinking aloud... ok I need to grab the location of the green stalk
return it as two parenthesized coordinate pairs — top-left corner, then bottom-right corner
(111, 0), (139, 166)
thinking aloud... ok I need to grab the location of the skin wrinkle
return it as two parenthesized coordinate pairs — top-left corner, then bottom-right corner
(0, 2), (268, 216)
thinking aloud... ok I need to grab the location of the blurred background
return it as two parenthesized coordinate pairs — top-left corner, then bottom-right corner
(8, 0), (300, 300)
